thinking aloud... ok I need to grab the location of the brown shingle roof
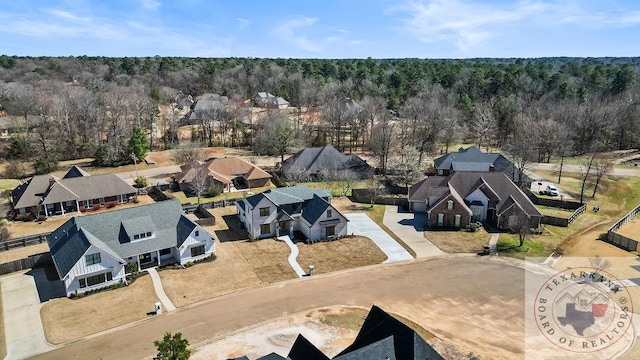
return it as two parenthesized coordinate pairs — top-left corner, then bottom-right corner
(175, 157), (271, 185)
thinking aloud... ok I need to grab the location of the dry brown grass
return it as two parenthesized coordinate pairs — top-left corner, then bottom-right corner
(615, 217), (640, 241)
(234, 239), (297, 283)
(296, 236), (387, 275)
(40, 275), (158, 344)
(159, 243), (263, 307)
(0, 242), (49, 263)
(425, 229), (492, 253)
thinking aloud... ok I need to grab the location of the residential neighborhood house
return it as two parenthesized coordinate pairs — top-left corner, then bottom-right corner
(236, 185), (348, 241)
(433, 146), (528, 184)
(252, 92), (289, 109)
(183, 93), (230, 125)
(0, 116), (20, 137)
(174, 157), (272, 193)
(11, 166), (137, 218)
(46, 199), (215, 296)
(282, 145), (374, 180)
(234, 305), (443, 360)
(408, 171), (541, 230)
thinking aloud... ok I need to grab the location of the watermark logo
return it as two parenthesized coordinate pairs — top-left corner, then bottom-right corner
(528, 259), (634, 358)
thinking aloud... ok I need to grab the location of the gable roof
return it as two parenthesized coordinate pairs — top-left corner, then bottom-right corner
(11, 171), (135, 210)
(333, 336), (396, 360)
(174, 157), (271, 185)
(301, 194), (332, 224)
(409, 172), (540, 218)
(282, 145), (373, 178)
(46, 200), (202, 277)
(288, 335), (330, 360)
(336, 305), (444, 360)
(63, 165), (91, 179)
(433, 147), (502, 170)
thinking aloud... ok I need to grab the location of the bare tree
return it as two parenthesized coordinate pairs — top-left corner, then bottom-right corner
(505, 123), (535, 186)
(389, 146), (423, 193)
(172, 142), (202, 164)
(333, 170), (359, 197)
(506, 210), (533, 247)
(592, 155), (613, 198)
(253, 113), (298, 163)
(366, 176), (387, 208)
(578, 153), (597, 203)
(359, 95), (387, 146)
(370, 113), (397, 175)
(189, 167), (210, 205)
(285, 163), (310, 184)
(468, 103), (496, 150)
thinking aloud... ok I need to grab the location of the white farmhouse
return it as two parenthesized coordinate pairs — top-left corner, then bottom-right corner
(47, 199), (215, 297)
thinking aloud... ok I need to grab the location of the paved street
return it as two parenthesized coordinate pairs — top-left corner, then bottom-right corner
(30, 257), (532, 360)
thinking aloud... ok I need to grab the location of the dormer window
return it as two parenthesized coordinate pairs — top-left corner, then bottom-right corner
(132, 232), (154, 241)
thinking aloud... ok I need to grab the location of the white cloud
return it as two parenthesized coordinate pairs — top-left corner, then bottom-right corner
(393, 0), (640, 51)
(271, 16), (322, 52)
(236, 18), (251, 29)
(140, 0), (161, 10)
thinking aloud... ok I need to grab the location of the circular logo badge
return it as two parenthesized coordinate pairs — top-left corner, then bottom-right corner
(534, 267), (633, 355)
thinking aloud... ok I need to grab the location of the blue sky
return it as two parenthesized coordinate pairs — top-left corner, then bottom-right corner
(0, 0), (639, 58)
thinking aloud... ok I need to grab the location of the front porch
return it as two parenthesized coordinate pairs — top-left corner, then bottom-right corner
(137, 248), (175, 270)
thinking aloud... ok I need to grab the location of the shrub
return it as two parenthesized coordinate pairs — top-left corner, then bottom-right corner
(125, 262), (139, 274)
(468, 223), (478, 232)
(134, 176), (148, 188)
(37, 215), (47, 222)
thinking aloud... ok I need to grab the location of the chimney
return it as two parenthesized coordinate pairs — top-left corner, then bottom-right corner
(49, 178), (56, 187)
(489, 164), (495, 172)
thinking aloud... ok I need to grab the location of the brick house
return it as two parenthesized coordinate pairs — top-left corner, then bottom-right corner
(409, 171), (541, 230)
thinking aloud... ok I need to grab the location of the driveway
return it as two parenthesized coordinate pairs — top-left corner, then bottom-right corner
(382, 206), (446, 258)
(345, 213), (413, 263)
(1, 270), (54, 360)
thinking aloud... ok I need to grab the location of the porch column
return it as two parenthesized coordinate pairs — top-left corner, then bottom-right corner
(157, 251), (160, 266)
(76, 200), (81, 214)
(137, 256), (141, 272)
(43, 205), (48, 217)
(60, 202), (65, 216)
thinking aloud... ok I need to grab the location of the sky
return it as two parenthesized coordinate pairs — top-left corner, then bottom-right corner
(0, 0), (639, 58)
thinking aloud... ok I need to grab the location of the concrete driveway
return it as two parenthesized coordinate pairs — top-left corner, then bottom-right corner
(1, 270), (54, 360)
(345, 213), (413, 263)
(382, 206), (446, 258)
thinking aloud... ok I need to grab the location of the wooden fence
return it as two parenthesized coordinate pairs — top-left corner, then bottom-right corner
(0, 252), (50, 275)
(351, 189), (408, 206)
(523, 189), (586, 227)
(0, 232), (50, 252)
(194, 205), (216, 226)
(604, 204), (640, 252)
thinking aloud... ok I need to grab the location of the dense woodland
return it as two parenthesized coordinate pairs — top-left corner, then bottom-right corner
(0, 55), (638, 178)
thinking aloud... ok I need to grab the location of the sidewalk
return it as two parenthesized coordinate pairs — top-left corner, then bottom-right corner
(382, 206), (446, 258)
(278, 236), (306, 277)
(146, 268), (176, 312)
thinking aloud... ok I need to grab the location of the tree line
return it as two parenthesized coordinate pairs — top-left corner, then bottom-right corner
(0, 55), (638, 177)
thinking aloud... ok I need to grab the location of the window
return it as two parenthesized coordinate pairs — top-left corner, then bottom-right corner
(79, 272), (111, 288)
(326, 225), (336, 237)
(134, 234), (140, 240)
(259, 207), (270, 217)
(195, 230), (200, 237)
(190, 245), (205, 257)
(327, 209), (332, 218)
(83, 199), (93, 208)
(146, 232), (152, 237)
(447, 200), (454, 210)
(99, 197), (105, 207)
(117, 194), (126, 204)
(85, 253), (101, 266)
(454, 214), (461, 228)
(260, 223), (270, 235)
(159, 248), (171, 256)
(437, 213), (444, 227)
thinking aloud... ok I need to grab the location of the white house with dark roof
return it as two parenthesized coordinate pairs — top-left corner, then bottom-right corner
(11, 166), (137, 218)
(47, 199), (215, 296)
(235, 186), (348, 241)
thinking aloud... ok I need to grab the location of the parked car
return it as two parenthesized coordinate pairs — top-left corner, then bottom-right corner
(539, 185), (559, 196)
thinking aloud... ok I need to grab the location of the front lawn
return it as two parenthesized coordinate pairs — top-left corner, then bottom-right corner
(296, 236), (387, 275)
(496, 234), (550, 259)
(425, 229), (491, 253)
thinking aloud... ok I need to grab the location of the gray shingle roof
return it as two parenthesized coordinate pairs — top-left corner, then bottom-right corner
(12, 171), (135, 209)
(433, 147), (501, 170)
(46, 200), (200, 277)
(245, 186), (331, 208)
(63, 166), (91, 179)
(333, 336), (396, 360)
(282, 145), (373, 179)
(301, 194), (330, 224)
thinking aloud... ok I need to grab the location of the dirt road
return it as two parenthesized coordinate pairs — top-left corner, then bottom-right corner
(30, 256), (535, 360)
(529, 163), (640, 177)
